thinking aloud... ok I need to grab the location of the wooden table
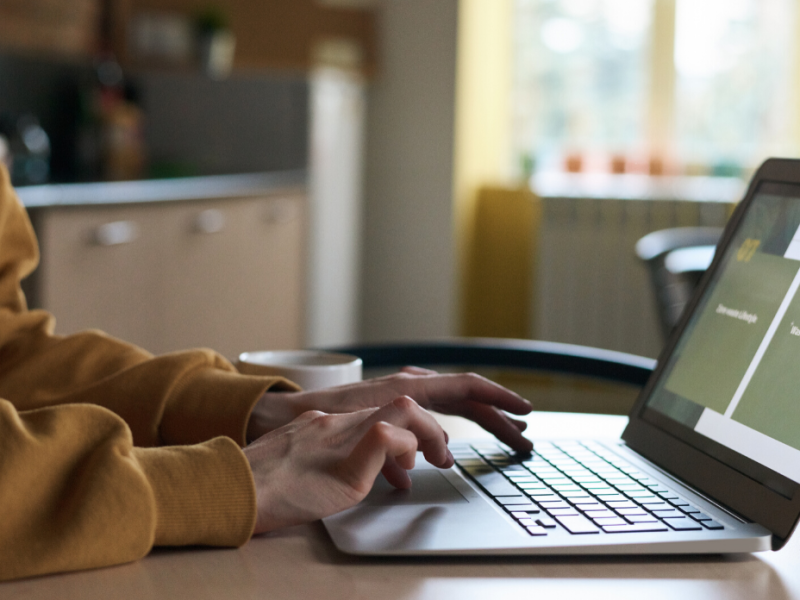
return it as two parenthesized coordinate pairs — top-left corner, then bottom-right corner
(5, 411), (800, 600)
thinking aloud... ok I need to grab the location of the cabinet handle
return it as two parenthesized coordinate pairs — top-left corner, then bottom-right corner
(93, 221), (139, 246)
(194, 209), (226, 234)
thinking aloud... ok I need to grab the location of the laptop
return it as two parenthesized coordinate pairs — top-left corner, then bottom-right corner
(324, 157), (800, 555)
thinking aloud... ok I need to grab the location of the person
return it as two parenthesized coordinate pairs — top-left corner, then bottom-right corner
(0, 164), (533, 581)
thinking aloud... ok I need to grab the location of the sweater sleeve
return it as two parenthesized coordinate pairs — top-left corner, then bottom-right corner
(0, 399), (256, 582)
(0, 164), (299, 448)
(0, 165), (297, 580)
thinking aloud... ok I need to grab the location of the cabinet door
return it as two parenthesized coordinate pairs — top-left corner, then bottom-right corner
(37, 203), (167, 352)
(35, 193), (306, 359)
(158, 194), (306, 359)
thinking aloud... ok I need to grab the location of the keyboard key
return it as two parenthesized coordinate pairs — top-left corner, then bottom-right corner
(701, 519), (724, 530)
(625, 492), (657, 501)
(504, 504), (540, 513)
(482, 453), (510, 460)
(539, 500), (571, 509)
(467, 472), (521, 497)
(548, 508), (580, 517)
(593, 517), (627, 526)
(595, 494), (628, 503)
(552, 484), (582, 492)
(670, 499), (691, 507)
(536, 516), (558, 528)
(617, 485), (648, 493)
(638, 500), (669, 508)
(626, 514), (658, 523)
(556, 515), (600, 534)
(605, 501), (638, 510)
(692, 511), (713, 521)
(605, 478), (635, 486)
(582, 483), (614, 491)
(528, 493), (558, 501)
(456, 459), (488, 469)
(518, 518), (537, 526)
(506, 476), (536, 483)
(560, 491), (592, 499)
(650, 508), (683, 518)
(511, 511), (539, 518)
(616, 507), (647, 516)
(540, 477), (571, 485)
(583, 510), (617, 519)
(519, 484), (549, 492)
(657, 492), (679, 500)
(526, 526), (548, 536)
(495, 496), (528, 505)
(572, 499), (603, 506)
(602, 523), (669, 533)
(682, 505), (701, 514)
(663, 517), (703, 531)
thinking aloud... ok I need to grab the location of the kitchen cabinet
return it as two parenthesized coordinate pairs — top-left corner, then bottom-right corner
(22, 178), (306, 360)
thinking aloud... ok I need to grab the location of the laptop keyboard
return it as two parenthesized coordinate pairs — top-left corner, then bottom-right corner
(451, 440), (725, 537)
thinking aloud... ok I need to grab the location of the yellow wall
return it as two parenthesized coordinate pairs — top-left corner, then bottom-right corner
(453, 0), (516, 335)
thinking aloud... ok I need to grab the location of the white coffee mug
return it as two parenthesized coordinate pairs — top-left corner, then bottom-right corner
(235, 350), (362, 391)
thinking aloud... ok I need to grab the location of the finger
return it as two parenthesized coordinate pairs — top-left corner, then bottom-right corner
(400, 366), (438, 376)
(342, 421), (418, 495)
(360, 396), (453, 468)
(460, 403), (533, 452)
(405, 373), (533, 416)
(381, 455), (412, 489)
(509, 417), (528, 431)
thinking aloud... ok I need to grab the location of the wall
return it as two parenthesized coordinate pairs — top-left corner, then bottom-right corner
(136, 70), (308, 176)
(360, 0), (459, 342)
(453, 0), (515, 335)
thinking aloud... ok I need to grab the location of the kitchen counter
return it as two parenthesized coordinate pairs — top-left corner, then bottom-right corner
(18, 170), (308, 358)
(15, 170), (307, 208)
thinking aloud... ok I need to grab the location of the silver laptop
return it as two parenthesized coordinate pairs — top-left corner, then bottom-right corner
(324, 158), (800, 555)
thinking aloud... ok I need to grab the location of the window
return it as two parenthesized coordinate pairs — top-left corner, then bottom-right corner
(674, 0), (797, 170)
(512, 0), (798, 175)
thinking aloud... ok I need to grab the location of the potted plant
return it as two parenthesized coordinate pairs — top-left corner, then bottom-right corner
(195, 7), (236, 79)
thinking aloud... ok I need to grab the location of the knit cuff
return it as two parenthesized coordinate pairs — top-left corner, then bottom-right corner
(134, 437), (256, 547)
(160, 366), (300, 446)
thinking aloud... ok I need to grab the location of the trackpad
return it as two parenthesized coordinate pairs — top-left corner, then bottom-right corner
(362, 470), (468, 506)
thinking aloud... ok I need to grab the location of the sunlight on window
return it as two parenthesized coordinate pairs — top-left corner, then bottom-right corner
(674, 0), (798, 171)
(513, 0), (655, 173)
(513, 0), (799, 176)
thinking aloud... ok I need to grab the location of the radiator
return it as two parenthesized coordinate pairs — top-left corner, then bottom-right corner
(533, 177), (740, 359)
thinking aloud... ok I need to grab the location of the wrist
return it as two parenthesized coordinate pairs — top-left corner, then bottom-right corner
(246, 391), (303, 442)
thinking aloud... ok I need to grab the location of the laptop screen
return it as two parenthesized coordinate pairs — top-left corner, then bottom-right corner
(642, 181), (800, 495)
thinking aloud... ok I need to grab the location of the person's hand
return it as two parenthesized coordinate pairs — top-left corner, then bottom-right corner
(247, 367), (533, 451)
(243, 396), (454, 534)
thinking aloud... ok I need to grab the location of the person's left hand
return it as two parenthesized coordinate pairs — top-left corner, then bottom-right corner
(247, 367), (533, 451)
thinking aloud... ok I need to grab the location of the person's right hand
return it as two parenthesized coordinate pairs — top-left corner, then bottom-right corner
(242, 395), (454, 534)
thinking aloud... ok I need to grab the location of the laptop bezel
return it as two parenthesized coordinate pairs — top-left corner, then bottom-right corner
(622, 158), (800, 550)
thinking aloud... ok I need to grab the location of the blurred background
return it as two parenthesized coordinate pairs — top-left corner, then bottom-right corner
(1, 0), (793, 373)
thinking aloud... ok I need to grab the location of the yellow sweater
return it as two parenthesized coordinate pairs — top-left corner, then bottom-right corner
(0, 166), (298, 581)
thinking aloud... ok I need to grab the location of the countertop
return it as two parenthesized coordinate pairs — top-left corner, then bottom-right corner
(14, 170), (308, 208)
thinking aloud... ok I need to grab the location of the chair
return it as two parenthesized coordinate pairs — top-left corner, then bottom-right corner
(330, 338), (655, 415)
(635, 227), (723, 339)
